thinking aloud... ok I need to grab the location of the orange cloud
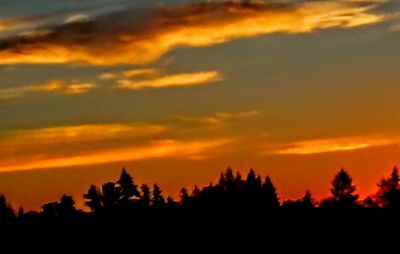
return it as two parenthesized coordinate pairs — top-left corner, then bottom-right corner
(0, 80), (96, 99)
(3, 124), (165, 143)
(99, 68), (158, 80)
(0, 139), (229, 172)
(0, 123), (229, 172)
(117, 71), (222, 90)
(268, 136), (398, 155)
(98, 72), (117, 80)
(122, 68), (158, 78)
(175, 110), (262, 127)
(0, 1), (385, 65)
(0, 10), (72, 33)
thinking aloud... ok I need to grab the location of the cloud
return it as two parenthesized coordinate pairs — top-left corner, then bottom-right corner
(267, 135), (398, 155)
(98, 68), (158, 80)
(0, 139), (229, 172)
(3, 123), (165, 142)
(0, 80), (96, 99)
(0, 13), (59, 33)
(98, 72), (117, 80)
(0, 123), (229, 172)
(0, 0), (386, 65)
(64, 13), (91, 24)
(175, 110), (262, 127)
(117, 71), (222, 90)
(122, 68), (158, 78)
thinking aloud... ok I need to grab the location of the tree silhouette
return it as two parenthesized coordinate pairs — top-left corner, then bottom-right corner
(320, 169), (360, 209)
(192, 185), (200, 196)
(262, 177), (279, 209)
(117, 168), (139, 205)
(140, 184), (151, 208)
(17, 207), (24, 219)
(302, 190), (317, 208)
(0, 195), (15, 223)
(234, 172), (243, 185)
(283, 191), (317, 209)
(331, 169), (359, 202)
(42, 201), (59, 218)
(180, 188), (189, 205)
(41, 195), (77, 219)
(376, 167), (400, 209)
(7, 166), (400, 226)
(59, 195), (76, 216)
(363, 196), (379, 209)
(166, 196), (177, 208)
(83, 185), (102, 213)
(101, 182), (120, 209)
(152, 184), (165, 208)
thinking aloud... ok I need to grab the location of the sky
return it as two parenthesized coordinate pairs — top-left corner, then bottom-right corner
(0, 0), (400, 210)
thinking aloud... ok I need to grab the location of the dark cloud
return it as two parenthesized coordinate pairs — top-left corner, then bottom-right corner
(0, 1), (386, 65)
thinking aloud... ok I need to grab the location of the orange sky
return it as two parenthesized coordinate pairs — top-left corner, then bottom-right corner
(0, 0), (400, 210)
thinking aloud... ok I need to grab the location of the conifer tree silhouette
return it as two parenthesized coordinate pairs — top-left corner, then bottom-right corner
(84, 185), (103, 213)
(101, 182), (120, 209)
(321, 169), (360, 209)
(140, 184), (151, 208)
(180, 188), (189, 205)
(7, 166), (400, 226)
(302, 190), (317, 208)
(376, 167), (400, 209)
(152, 184), (165, 208)
(117, 168), (139, 204)
(331, 169), (359, 203)
(41, 195), (77, 219)
(262, 177), (280, 208)
(0, 195), (15, 223)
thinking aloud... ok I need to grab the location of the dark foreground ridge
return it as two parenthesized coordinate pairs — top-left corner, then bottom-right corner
(1, 166), (400, 231)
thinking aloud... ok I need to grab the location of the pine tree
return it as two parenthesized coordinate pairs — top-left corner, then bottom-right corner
(116, 168), (139, 204)
(0, 195), (15, 223)
(262, 177), (279, 208)
(166, 196), (176, 208)
(180, 188), (189, 204)
(140, 184), (151, 207)
(330, 169), (359, 203)
(17, 207), (24, 219)
(376, 167), (400, 209)
(83, 185), (103, 212)
(59, 195), (77, 217)
(302, 190), (317, 208)
(192, 185), (200, 196)
(101, 182), (121, 209)
(152, 184), (165, 208)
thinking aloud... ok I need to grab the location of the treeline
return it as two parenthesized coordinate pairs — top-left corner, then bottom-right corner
(1, 166), (400, 224)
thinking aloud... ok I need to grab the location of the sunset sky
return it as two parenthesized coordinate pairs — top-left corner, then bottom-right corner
(1, 0), (400, 210)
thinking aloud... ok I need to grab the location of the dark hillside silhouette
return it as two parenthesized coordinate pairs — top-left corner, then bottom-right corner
(1, 166), (400, 227)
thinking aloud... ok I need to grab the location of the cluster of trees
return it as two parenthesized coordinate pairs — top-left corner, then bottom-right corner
(1, 167), (400, 224)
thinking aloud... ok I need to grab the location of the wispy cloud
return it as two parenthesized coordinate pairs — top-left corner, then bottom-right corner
(0, 80), (96, 99)
(122, 68), (158, 78)
(98, 72), (117, 80)
(267, 135), (398, 155)
(0, 0), (386, 65)
(98, 68), (158, 80)
(2, 124), (166, 143)
(117, 71), (222, 90)
(0, 123), (229, 172)
(0, 13), (59, 33)
(64, 13), (91, 24)
(175, 110), (262, 127)
(0, 139), (229, 172)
